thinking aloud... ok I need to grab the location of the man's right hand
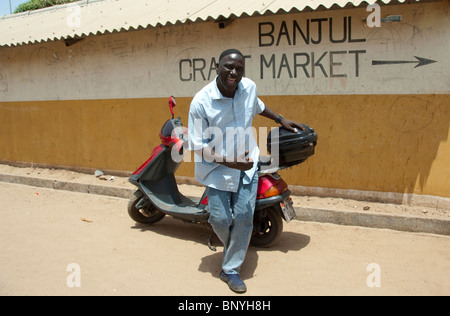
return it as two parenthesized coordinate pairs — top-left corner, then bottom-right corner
(201, 148), (254, 171)
(222, 150), (254, 171)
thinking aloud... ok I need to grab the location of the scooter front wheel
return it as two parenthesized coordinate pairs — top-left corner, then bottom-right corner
(128, 190), (165, 224)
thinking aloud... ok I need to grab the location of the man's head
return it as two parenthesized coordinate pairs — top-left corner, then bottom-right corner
(216, 49), (245, 98)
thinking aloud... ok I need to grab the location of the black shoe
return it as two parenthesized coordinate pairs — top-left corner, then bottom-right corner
(219, 271), (247, 293)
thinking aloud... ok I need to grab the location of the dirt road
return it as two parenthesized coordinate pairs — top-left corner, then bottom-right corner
(0, 182), (449, 296)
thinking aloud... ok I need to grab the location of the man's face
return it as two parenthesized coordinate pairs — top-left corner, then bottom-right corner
(216, 53), (245, 98)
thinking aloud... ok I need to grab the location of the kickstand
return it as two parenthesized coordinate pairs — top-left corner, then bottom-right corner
(207, 230), (217, 252)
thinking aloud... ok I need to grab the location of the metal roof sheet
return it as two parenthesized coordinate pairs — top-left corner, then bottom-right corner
(0, 0), (420, 47)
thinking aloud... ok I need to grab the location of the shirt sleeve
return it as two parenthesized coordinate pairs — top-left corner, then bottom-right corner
(188, 99), (209, 152)
(256, 97), (265, 114)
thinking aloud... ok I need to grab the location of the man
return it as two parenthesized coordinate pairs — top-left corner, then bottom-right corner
(188, 49), (302, 293)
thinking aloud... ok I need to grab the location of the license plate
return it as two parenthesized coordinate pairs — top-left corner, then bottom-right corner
(280, 197), (296, 223)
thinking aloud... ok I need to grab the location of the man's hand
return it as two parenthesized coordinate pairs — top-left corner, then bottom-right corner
(201, 148), (254, 171)
(259, 107), (305, 133)
(223, 150), (254, 171)
(280, 118), (305, 133)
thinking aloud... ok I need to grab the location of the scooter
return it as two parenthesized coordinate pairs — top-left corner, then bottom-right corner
(128, 96), (317, 248)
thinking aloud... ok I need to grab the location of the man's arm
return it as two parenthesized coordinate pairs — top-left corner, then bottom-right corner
(259, 107), (304, 132)
(197, 148), (254, 171)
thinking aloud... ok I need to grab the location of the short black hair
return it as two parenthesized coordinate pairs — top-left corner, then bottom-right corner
(219, 49), (244, 62)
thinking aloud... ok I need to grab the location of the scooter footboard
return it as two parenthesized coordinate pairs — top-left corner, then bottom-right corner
(164, 206), (209, 222)
(141, 186), (209, 222)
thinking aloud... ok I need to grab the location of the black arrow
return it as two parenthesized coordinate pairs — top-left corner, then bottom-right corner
(372, 56), (437, 68)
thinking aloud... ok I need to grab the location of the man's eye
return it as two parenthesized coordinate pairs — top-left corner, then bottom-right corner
(225, 66), (243, 73)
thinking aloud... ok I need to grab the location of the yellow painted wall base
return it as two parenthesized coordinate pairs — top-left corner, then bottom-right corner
(1, 94), (449, 198)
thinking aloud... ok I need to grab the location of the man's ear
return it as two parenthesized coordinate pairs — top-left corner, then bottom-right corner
(216, 63), (220, 74)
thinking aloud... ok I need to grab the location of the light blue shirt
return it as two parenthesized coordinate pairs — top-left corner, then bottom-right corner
(188, 77), (265, 192)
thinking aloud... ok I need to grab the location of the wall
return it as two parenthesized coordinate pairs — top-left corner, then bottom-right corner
(0, 1), (449, 200)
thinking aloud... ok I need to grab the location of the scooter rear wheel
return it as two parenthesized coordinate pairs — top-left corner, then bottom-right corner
(250, 206), (283, 247)
(128, 190), (165, 224)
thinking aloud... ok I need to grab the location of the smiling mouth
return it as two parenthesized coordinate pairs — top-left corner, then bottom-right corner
(226, 77), (237, 85)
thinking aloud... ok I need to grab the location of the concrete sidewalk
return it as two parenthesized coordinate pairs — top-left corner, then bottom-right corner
(0, 168), (449, 236)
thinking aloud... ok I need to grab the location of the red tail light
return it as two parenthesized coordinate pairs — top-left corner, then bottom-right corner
(263, 178), (288, 198)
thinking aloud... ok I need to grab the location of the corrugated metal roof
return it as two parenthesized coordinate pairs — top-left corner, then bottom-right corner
(0, 0), (420, 47)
